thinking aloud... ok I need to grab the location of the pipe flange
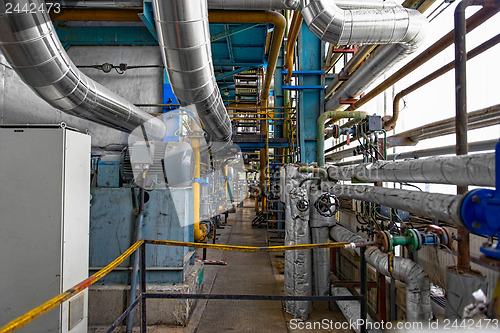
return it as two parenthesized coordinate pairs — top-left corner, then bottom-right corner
(406, 229), (422, 252)
(376, 231), (392, 253)
(314, 193), (339, 217)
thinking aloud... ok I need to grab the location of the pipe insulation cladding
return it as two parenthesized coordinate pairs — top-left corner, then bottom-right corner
(152, 0), (232, 144)
(327, 153), (496, 187)
(0, 0), (167, 140)
(329, 184), (464, 225)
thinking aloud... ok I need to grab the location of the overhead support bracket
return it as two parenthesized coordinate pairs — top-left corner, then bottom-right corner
(211, 23), (262, 42)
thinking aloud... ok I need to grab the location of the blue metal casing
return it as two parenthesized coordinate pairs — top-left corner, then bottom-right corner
(89, 187), (194, 284)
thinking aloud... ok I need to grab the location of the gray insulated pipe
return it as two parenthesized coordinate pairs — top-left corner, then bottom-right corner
(152, 0), (232, 144)
(0, 0), (166, 139)
(330, 225), (432, 321)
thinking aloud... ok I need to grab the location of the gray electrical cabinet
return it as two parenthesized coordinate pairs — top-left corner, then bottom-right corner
(0, 126), (91, 333)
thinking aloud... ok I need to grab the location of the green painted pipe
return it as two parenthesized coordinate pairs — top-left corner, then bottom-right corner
(317, 111), (368, 167)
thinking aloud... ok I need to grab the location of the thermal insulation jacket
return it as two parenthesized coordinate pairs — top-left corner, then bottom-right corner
(282, 165), (312, 320)
(152, 0), (232, 144)
(326, 153), (495, 187)
(308, 183), (337, 297)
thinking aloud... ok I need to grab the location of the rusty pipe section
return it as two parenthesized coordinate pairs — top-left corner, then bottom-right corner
(326, 153), (495, 187)
(285, 11), (302, 84)
(209, 10), (285, 101)
(0, 0), (166, 139)
(386, 32), (500, 130)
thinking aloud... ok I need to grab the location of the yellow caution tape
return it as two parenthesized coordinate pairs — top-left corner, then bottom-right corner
(1, 239), (350, 333)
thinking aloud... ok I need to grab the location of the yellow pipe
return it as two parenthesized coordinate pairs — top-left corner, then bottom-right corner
(50, 9), (142, 21)
(209, 10), (286, 100)
(285, 12), (303, 84)
(192, 138), (206, 242)
(224, 165), (229, 201)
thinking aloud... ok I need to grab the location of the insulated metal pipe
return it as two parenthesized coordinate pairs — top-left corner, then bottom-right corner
(326, 153), (495, 187)
(329, 184), (463, 225)
(330, 225), (432, 321)
(343, 6), (499, 112)
(0, 0), (166, 139)
(386, 33), (500, 130)
(152, 0), (232, 144)
(331, 139), (498, 166)
(317, 111), (368, 167)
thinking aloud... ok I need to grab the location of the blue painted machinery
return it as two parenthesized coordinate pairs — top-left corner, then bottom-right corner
(461, 141), (500, 260)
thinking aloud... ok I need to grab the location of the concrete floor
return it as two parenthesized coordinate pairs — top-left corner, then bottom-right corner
(93, 199), (352, 332)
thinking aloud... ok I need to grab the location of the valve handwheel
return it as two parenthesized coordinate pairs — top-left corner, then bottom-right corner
(296, 199), (309, 212)
(314, 193), (339, 217)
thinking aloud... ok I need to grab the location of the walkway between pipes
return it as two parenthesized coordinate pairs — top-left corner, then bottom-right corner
(153, 198), (353, 333)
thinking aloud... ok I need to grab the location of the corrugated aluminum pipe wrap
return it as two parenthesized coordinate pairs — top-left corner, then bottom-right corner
(0, 0), (166, 139)
(301, 0), (425, 45)
(330, 225), (432, 321)
(152, 0), (232, 144)
(207, 0), (301, 10)
(325, 8), (427, 111)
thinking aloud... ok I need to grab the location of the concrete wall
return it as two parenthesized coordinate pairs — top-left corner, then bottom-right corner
(0, 46), (163, 148)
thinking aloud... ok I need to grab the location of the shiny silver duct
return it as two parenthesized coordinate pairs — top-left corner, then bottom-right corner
(0, 0), (166, 139)
(330, 225), (432, 322)
(152, 0), (232, 144)
(300, 0), (425, 45)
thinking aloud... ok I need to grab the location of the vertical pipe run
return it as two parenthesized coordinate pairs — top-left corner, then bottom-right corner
(192, 137), (206, 242)
(127, 172), (146, 333)
(453, 0), (497, 273)
(455, 0), (471, 273)
(140, 243), (147, 333)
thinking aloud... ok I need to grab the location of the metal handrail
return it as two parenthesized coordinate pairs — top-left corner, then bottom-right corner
(0, 239), (370, 333)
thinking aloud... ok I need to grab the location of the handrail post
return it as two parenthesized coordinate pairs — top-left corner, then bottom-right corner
(140, 242), (147, 333)
(360, 246), (367, 333)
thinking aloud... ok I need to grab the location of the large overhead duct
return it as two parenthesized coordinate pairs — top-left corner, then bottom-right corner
(330, 225), (432, 322)
(152, 0), (232, 144)
(0, 0), (166, 139)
